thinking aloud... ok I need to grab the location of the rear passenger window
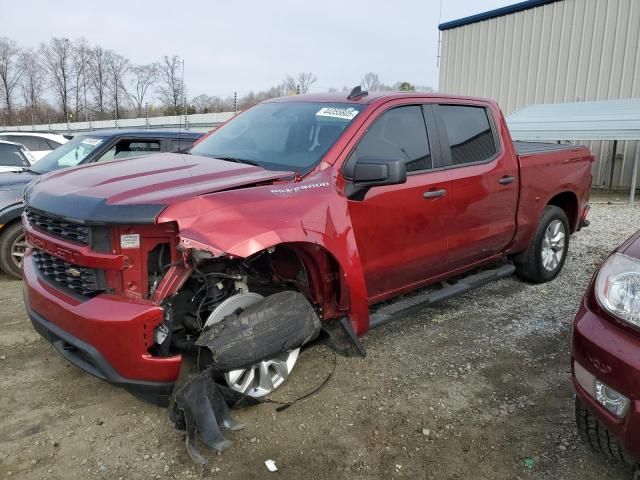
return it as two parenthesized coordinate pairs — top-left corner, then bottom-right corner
(351, 105), (431, 172)
(439, 105), (497, 165)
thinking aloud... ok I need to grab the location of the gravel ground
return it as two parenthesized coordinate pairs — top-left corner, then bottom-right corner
(1, 202), (639, 479)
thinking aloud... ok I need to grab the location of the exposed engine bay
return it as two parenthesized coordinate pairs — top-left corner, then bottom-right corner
(149, 247), (324, 392)
(147, 246), (326, 459)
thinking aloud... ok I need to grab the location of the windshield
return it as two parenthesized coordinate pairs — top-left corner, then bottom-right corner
(190, 102), (364, 172)
(32, 135), (104, 174)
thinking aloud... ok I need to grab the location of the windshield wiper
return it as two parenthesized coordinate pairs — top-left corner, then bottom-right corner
(18, 167), (39, 174)
(206, 155), (260, 167)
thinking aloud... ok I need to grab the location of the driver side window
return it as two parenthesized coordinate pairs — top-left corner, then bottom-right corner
(351, 105), (432, 173)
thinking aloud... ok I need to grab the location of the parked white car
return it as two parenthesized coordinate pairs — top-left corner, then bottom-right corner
(0, 132), (68, 161)
(0, 140), (34, 172)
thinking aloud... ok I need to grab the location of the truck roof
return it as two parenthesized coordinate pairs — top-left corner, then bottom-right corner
(266, 91), (500, 107)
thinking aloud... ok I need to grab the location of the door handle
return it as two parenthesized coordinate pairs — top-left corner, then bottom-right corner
(423, 189), (447, 199)
(498, 176), (515, 185)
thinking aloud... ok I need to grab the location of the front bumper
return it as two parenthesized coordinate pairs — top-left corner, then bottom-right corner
(572, 297), (640, 461)
(23, 250), (181, 406)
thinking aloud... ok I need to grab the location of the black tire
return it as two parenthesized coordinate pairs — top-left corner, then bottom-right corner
(196, 291), (320, 371)
(575, 396), (632, 464)
(514, 205), (569, 283)
(0, 222), (26, 280)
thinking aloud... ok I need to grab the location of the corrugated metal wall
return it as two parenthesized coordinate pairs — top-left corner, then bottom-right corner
(439, 0), (640, 188)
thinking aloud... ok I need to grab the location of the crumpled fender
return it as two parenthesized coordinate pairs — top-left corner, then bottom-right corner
(157, 170), (371, 335)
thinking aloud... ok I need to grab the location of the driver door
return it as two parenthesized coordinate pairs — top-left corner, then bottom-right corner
(346, 103), (450, 303)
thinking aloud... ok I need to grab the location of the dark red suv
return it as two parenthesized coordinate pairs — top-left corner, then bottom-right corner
(573, 231), (640, 465)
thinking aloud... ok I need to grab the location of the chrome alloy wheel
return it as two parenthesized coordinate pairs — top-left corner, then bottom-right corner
(204, 292), (301, 398)
(541, 219), (566, 272)
(10, 232), (27, 269)
(224, 348), (300, 398)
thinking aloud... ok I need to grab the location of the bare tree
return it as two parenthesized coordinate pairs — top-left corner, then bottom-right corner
(128, 63), (157, 116)
(40, 37), (73, 120)
(296, 72), (317, 94)
(71, 38), (90, 121)
(191, 94), (214, 113)
(361, 72), (381, 92)
(282, 75), (297, 95)
(0, 37), (22, 122)
(87, 46), (109, 118)
(106, 52), (129, 118)
(157, 55), (184, 115)
(18, 48), (44, 123)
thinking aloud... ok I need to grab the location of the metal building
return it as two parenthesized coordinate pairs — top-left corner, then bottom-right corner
(438, 0), (640, 189)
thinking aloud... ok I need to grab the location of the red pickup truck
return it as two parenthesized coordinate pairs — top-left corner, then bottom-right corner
(22, 90), (593, 407)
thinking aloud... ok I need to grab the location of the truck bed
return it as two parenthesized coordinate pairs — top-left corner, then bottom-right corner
(514, 141), (585, 156)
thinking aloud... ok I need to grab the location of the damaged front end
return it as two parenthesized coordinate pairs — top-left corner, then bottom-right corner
(168, 290), (321, 461)
(148, 242), (328, 458)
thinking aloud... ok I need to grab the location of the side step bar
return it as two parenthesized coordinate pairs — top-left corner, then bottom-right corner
(369, 263), (516, 330)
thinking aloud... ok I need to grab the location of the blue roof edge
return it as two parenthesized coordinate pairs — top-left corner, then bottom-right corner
(439, 0), (562, 31)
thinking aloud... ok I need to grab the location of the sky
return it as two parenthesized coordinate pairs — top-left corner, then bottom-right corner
(0, 0), (514, 99)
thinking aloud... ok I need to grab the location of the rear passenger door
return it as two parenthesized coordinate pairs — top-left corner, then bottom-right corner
(434, 103), (518, 270)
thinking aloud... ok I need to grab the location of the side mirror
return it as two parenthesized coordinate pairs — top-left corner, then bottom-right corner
(352, 157), (407, 189)
(345, 157), (407, 200)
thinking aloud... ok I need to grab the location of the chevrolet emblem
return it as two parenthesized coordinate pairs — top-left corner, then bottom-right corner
(66, 267), (82, 278)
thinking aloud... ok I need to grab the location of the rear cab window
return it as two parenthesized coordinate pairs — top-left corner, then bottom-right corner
(437, 105), (498, 166)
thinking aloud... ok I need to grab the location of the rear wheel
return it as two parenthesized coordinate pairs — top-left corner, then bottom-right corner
(575, 396), (632, 464)
(515, 205), (569, 283)
(0, 223), (26, 279)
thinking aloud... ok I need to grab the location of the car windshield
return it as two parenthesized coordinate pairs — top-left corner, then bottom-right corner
(190, 102), (365, 172)
(32, 135), (104, 174)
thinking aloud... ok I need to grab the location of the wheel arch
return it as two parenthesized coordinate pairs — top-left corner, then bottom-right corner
(0, 203), (24, 231)
(247, 241), (350, 322)
(546, 191), (579, 232)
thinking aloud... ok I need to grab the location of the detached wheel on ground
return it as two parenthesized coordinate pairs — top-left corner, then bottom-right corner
(514, 205), (569, 283)
(197, 290), (321, 399)
(575, 396), (632, 464)
(0, 223), (26, 279)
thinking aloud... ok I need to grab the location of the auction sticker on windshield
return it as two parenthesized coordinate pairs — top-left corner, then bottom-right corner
(316, 107), (359, 120)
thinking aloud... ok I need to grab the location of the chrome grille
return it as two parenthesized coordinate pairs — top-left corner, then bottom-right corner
(25, 208), (89, 245)
(32, 249), (104, 297)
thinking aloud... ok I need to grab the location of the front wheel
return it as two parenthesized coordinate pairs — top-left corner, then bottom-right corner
(0, 223), (27, 279)
(514, 205), (569, 283)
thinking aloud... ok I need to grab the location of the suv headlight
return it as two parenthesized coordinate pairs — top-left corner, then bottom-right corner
(595, 253), (640, 326)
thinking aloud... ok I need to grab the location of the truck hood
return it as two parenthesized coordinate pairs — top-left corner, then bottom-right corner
(24, 153), (294, 223)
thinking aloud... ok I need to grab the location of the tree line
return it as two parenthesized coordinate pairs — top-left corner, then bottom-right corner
(0, 36), (432, 127)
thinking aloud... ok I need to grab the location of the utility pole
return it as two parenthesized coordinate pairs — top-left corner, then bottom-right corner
(234, 91), (237, 115)
(145, 103), (149, 129)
